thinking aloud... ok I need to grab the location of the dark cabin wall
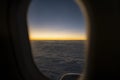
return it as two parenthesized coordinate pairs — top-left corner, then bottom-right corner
(83, 0), (120, 80)
(0, 0), (22, 80)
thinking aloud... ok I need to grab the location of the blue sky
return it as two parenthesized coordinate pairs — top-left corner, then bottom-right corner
(28, 0), (86, 40)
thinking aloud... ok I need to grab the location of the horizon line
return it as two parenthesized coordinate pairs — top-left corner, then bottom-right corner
(30, 39), (87, 41)
(29, 37), (87, 41)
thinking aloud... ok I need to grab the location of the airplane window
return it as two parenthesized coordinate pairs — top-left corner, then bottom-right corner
(27, 0), (87, 80)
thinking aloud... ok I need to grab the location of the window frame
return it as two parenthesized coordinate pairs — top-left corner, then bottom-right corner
(5, 0), (120, 80)
(8, 0), (91, 80)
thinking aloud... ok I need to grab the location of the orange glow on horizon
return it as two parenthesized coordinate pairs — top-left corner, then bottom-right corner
(28, 27), (87, 40)
(30, 38), (86, 40)
(29, 35), (86, 40)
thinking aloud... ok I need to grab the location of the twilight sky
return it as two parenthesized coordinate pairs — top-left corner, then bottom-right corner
(28, 0), (86, 40)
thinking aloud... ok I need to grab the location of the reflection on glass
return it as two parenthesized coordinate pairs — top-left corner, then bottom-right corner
(28, 0), (86, 80)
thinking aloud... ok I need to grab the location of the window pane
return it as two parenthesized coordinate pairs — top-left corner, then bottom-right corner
(27, 0), (87, 80)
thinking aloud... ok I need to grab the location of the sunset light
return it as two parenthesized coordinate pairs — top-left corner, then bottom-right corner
(29, 27), (86, 40)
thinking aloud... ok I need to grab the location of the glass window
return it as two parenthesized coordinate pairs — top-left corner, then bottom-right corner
(27, 0), (87, 80)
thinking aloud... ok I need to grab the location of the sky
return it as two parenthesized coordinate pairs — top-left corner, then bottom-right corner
(28, 0), (86, 40)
